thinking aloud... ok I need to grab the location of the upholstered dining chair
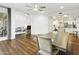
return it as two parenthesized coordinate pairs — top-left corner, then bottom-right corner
(60, 32), (69, 53)
(53, 32), (69, 55)
(37, 35), (59, 55)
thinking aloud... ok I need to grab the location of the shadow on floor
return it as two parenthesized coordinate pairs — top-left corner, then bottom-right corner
(57, 50), (67, 55)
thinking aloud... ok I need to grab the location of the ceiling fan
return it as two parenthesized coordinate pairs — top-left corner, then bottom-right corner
(25, 4), (46, 12)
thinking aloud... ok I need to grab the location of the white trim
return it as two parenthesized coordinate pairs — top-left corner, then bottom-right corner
(0, 37), (8, 41)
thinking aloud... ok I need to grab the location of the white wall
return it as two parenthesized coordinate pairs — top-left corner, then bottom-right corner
(14, 12), (30, 28)
(11, 10), (49, 39)
(11, 9), (31, 39)
(31, 15), (48, 34)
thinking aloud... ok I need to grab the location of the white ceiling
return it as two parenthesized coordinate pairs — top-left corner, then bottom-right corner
(0, 3), (79, 15)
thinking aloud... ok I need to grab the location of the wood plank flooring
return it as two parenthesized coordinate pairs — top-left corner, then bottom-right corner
(0, 34), (38, 55)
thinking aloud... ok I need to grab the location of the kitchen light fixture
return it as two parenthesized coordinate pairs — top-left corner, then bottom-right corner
(53, 21), (56, 25)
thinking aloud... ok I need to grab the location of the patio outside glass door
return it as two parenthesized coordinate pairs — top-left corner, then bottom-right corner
(0, 7), (8, 41)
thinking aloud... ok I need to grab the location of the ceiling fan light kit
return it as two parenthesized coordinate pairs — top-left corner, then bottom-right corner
(26, 4), (46, 12)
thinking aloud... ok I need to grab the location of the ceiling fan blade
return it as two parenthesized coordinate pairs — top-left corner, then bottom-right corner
(34, 4), (38, 8)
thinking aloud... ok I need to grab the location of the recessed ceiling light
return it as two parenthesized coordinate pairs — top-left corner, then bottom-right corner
(33, 4), (38, 11)
(35, 4), (38, 8)
(33, 8), (38, 11)
(60, 6), (64, 9)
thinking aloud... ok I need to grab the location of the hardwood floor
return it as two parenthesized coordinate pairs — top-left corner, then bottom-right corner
(0, 34), (38, 55)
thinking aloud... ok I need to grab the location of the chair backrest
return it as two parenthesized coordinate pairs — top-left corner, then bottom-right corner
(55, 32), (69, 50)
(37, 35), (52, 54)
(55, 30), (63, 41)
(60, 33), (69, 50)
(52, 31), (58, 40)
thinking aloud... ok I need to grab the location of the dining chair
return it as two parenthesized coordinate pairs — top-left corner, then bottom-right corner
(37, 35), (59, 55)
(53, 32), (69, 55)
(60, 32), (69, 53)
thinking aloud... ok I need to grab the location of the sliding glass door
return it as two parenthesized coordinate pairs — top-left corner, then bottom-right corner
(0, 7), (8, 40)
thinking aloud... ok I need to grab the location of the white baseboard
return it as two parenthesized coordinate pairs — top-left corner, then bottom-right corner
(0, 37), (16, 41)
(0, 37), (8, 41)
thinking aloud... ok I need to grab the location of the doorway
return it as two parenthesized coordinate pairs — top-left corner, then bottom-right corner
(0, 7), (8, 41)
